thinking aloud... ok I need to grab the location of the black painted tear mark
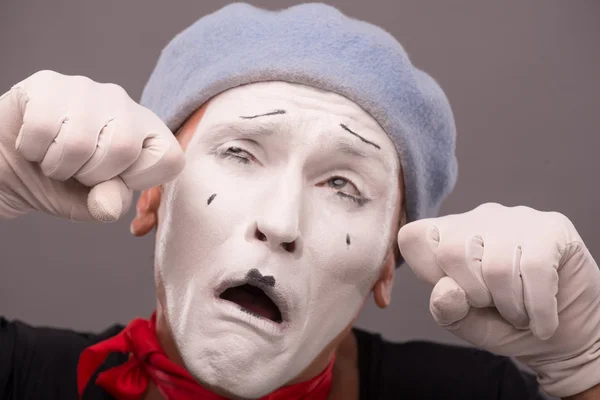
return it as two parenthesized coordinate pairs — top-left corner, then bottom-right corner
(346, 234), (351, 246)
(247, 268), (276, 287)
(207, 193), (217, 205)
(340, 123), (381, 150)
(239, 109), (287, 120)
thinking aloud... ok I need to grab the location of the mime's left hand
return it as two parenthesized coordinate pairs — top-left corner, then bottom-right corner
(397, 202), (600, 398)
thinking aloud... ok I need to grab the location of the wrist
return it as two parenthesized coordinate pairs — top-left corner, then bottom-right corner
(563, 383), (600, 400)
(534, 344), (600, 399)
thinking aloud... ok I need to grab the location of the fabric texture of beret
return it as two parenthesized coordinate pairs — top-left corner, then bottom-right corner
(140, 2), (459, 265)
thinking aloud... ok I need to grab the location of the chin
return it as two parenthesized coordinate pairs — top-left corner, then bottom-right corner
(177, 333), (300, 399)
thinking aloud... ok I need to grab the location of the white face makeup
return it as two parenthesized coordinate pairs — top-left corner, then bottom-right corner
(154, 81), (400, 398)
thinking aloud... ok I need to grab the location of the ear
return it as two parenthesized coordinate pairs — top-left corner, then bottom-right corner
(373, 248), (396, 308)
(130, 186), (162, 236)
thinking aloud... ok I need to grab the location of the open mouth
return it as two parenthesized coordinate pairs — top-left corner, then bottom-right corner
(219, 283), (283, 323)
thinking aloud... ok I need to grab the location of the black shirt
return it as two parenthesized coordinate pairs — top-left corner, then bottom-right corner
(0, 317), (543, 399)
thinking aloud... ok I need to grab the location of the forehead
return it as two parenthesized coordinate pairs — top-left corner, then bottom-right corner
(209, 82), (381, 129)
(196, 81), (400, 171)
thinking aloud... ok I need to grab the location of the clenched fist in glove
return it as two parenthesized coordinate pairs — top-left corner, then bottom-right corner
(0, 70), (184, 222)
(398, 202), (600, 398)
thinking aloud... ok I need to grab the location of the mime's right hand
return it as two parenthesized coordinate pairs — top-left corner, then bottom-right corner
(0, 70), (185, 222)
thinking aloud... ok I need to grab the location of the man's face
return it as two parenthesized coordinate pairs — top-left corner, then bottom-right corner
(154, 81), (401, 397)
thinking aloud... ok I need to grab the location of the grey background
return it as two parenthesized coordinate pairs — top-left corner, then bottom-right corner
(0, 2), (598, 395)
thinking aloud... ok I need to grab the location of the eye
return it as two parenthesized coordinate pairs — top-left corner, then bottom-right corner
(328, 177), (358, 194)
(219, 146), (254, 164)
(322, 176), (370, 207)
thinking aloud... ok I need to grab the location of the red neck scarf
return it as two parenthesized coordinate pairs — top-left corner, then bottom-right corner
(77, 313), (334, 400)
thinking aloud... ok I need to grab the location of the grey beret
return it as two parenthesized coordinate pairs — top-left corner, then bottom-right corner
(141, 2), (458, 256)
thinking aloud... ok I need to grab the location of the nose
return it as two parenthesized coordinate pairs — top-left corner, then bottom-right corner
(251, 175), (303, 255)
(254, 220), (300, 253)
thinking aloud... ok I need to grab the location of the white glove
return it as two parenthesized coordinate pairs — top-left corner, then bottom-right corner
(397, 203), (600, 398)
(0, 70), (184, 222)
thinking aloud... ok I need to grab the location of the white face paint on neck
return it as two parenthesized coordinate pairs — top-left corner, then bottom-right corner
(155, 81), (400, 398)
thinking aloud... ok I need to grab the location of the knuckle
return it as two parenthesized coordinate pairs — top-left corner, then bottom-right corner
(513, 204), (538, 217)
(546, 210), (570, 226)
(67, 74), (98, 93)
(102, 82), (131, 101)
(137, 105), (169, 131)
(71, 73), (96, 85)
(397, 218), (428, 246)
(157, 145), (186, 178)
(477, 202), (504, 211)
(29, 69), (59, 82)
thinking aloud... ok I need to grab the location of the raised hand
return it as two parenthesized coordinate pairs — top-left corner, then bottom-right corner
(397, 202), (600, 398)
(0, 70), (184, 222)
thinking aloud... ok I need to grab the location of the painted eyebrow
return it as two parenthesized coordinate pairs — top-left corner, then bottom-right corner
(339, 124), (381, 150)
(239, 109), (287, 120)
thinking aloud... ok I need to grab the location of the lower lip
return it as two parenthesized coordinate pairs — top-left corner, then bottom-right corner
(214, 297), (290, 335)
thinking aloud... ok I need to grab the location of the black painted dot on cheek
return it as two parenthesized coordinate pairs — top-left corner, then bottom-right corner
(346, 234), (351, 246)
(207, 193), (217, 205)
